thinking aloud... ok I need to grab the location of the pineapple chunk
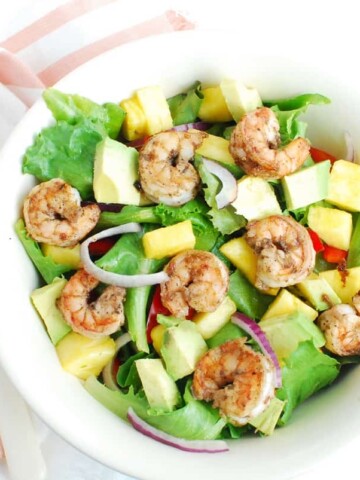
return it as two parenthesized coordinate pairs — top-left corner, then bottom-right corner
(319, 266), (360, 303)
(261, 289), (318, 322)
(198, 86), (233, 122)
(220, 237), (278, 295)
(142, 220), (196, 259)
(56, 331), (115, 380)
(120, 96), (147, 141)
(327, 159), (360, 211)
(193, 296), (237, 339)
(307, 206), (352, 250)
(195, 133), (234, 164)
(41, 243), (81, 269)
(135, 85), (173, 136)
(296, 274), (341, 311)
(151, 324), (166, 354)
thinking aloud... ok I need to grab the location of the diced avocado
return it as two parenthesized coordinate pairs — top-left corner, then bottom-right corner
(307, 205), (352, 250)
(56, 331), (115, 380)
(319, 266), (360, 303)
(93, 137), (149, 205)
(135, 85), (173, 135)
(30, 277), (71, 345)
(41, 243), (81, 270)
(296, 274), (341, 311)
(142, 220), (196, 260)
(135, 358), (181, 412)
(198, 86), (233, 122)
(161, 320), (208, 380)
(193, 296), (237, 339)
(281, 160), (331, 210)
(249, 397), (285, 436)
(195, 133), (234, 164)
(327, 159), (360, 211)
(220, 79), (262, 122)
(120, 96), (147, 141)
(261, 289), (318, 322)
(231, 176), (281, 221)
(220, 237), (278, 296)
(259, 312), (325, 362)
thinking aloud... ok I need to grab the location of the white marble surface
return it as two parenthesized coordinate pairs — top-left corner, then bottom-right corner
(0, 1), (359, 479)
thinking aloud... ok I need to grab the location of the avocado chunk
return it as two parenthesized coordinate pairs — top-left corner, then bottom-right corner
(296, 274), (341, 311)
(220, 79), (262, 122)
(281, 160), (331, 210)
(259, 312), (325, 362)
(93, 137), (149, 205)
(135, 358), (181, 412)
(161, 320), (208, 380)
(30, 277), (71, 345)
(231, 176), (282, 221)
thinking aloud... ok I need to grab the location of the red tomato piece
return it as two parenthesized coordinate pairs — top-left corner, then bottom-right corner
(323, 245), (348, 263)
(310, 146), (337, 164)
(307, 228), (325, 253)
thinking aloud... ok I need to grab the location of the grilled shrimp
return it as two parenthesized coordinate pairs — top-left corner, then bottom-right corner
(57, 269), (126, 338)
(192, 338), (275, 426)
(138, 130), (207, 206)
(245, 215), (315, 289)
(229, 107), (310, 179)
(317, 293), (360, 356)
(23, 178), (100, 247)
(160, 250), (229, 318)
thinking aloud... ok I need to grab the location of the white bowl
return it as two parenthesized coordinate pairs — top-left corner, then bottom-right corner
(1, 30), (360, 480)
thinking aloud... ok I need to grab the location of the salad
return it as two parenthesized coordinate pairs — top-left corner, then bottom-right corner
(16, 78), (360, 452)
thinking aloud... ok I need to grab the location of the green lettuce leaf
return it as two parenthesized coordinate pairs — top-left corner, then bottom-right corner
(98, 199), (220, 252)
(276, 340), (340, 424)
(347, 212), (360, 268)
(228, 270), (273, 320)
(15, 218), (73, 284)
(84, 376), (225, 440)
(206, 321), (245, 349)
(196, 156), (246, 235)
(167, 81), (203, 126)
(43, 88), (126, 139)
(96, 225), (166, 353)
(22, 119), (103, 199)
(264, 93), (330, 145)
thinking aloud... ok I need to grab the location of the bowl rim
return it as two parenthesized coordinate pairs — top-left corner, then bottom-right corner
(1, 29), (360, 480)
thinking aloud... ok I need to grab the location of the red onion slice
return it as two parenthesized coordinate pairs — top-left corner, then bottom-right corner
(173, 122), (211, 132)
(127, 408), (229, 453)
(344, 131), (355, 162)
(102, 333), (132, 391)
(81, 223), (169, 287)
(202, 158), (238, 209)
(231, 312), (282, 388)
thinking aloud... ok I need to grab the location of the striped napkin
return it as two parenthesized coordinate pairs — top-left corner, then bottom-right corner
(0, 0), (194, 468)
(0, 0), (194, 146)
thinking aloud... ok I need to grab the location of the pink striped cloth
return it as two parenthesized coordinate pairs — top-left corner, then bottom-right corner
(0, 0), (194, 464)
(0, 0), (194, 131)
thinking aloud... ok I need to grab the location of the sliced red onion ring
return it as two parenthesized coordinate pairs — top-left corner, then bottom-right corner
(81, 223), (169, 287)
(231, 312), (282, 388)
(102, 333), (132, 391)
(172, 122), (211, 132)
(127, 408), (229, 453)
(202, 158), (238, 209)
(344, 130), (355, 162)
